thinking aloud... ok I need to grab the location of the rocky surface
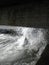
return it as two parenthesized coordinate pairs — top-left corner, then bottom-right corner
(0, 26), (48, 65)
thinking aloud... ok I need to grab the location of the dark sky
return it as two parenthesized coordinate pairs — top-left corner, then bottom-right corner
(0, 1), (49, 29)
(0, 1), (48, 29)
(0, 1), (46, 7)
(0, 0), (32, 6)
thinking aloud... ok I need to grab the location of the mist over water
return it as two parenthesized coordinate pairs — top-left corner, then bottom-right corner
(0, 26), (48, 65)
